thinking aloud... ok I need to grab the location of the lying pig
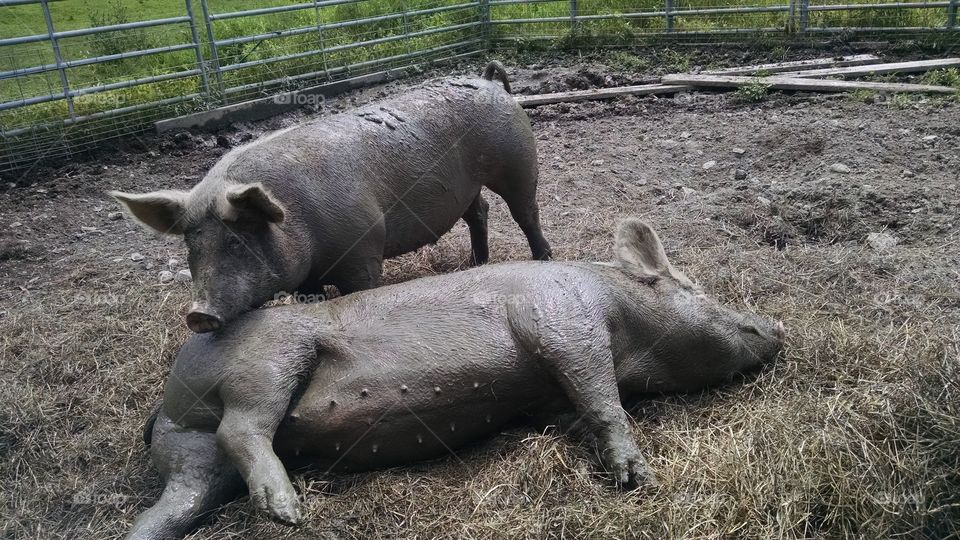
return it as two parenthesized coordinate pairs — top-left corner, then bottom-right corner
(110, 61), (551, 333)
(125, 218), (785, 540)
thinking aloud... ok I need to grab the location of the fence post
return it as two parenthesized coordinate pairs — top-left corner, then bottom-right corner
(184, 0), (211, 100)
(400, 0), (412, 56)
(312, 0), (330, 81)
(665, 0), (674, 32)
(799, 0), (810, 31)
(39, 0), (74, 119)
(199, 0), (225, 104)
(479, 0), (490, 47)
(787, 0), (796, 32)
(948, 0), (958, 28)
(570, 0), (578, 34)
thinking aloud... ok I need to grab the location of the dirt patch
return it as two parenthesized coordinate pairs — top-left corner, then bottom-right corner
(1, 48), (958, 539)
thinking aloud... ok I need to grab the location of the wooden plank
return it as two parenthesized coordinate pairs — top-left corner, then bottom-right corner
(515, 84), (690, 107)
(778, 57), (960, 79)
(703, 54), (880, 75)
(661, 74), (959, 94)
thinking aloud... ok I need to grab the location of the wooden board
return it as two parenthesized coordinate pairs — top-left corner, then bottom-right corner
(661, 74), (958, 94)
(515, 84), (690, 107)
(704, 54), (880, 76)
(778, 58), (960, 79)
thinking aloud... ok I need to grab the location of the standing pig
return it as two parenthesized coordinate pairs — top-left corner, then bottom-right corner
(125, 219), (785, 540)
(110, 61), (551, 333)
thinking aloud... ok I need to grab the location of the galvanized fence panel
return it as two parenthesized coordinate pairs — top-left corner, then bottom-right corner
(1, 0), (957, 174)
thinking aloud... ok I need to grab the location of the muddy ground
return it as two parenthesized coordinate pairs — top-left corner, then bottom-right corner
(1, 48), (958, 539)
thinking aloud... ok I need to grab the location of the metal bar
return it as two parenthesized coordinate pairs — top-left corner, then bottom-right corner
(570, 0), (578, 33)
(788, 0), (797, 32)
(490, 5), (792, 24)
(0, 68), (203, 111)
(0, 16), (193, 47)
(806, 1), (949, 10)
(401, 0), (412, 56)
(215, 2), (479, 47)
(479, 0), (491, 46)
(665, 0), (674, 32)
(312, 0), (330, 81)
(3, 92), (203, 138)
(219, 21), (481, 74)
(222, 40), (482, 96)
(39, 0), (74, 119)
(949, 0), (958, 26)
(199, 0), (225, 104)
(0, 0), (43, 6)
(799, 0), (810, 29)
(0, 43), (198, 81)
(209, 0), (364, 21)
(185, 0), (211, 100)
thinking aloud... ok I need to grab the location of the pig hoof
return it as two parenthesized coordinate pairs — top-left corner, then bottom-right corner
(603, 446), (657, 490)
(250, 482), (301, 525)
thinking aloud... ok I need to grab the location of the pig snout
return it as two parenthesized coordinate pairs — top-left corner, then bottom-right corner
(186, 302), (224, 333)
(774, 320), (786, 341)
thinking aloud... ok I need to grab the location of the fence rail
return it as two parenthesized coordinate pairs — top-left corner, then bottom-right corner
(1, 0), (958, 173)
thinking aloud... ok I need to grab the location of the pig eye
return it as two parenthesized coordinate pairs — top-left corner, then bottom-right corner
(739, 324), (761, 336)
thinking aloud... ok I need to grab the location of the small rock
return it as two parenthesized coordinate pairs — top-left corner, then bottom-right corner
(680, 131), (691, 139)
(903, 170), (915, 178)
(635, 177), (648, 186)
(10, 222), (22, 228)
(216, 135), (232, 148)
(168, 258), (181, 269)
(145, 262), (155, 270)
(757, 196), (771, 206)
(866, 232), (898, 251)
(732, 147), (746, 156)
(734, 169), (747, 180)
(702, 160), (717, 170)
(591, 159), (604, 166)
(108, 211), (123, 221)
(681, 187), (698, 197)
(829, 162), (851, 174)
(175, 269), (192, 283)
(129, 252), (145, 262)
(81, 226), (100, 233)
(158, 270), (174, 284)
(922, 135), (938, 142)
(112, 257), (123, 263)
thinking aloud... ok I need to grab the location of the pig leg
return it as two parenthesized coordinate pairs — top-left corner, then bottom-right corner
(126, 414), (242, 540)
(507, 302), (655, 488)
(216, 384), (302, 525)
(487, 171), (551, 261)
(462, 193), (490, 265)
(332, 255), (383, 295)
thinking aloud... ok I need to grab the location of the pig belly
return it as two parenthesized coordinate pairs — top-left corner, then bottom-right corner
(274, 363), (558, 470)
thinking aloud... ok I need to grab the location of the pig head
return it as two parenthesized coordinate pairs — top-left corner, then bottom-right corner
(110, 183), (310, 332)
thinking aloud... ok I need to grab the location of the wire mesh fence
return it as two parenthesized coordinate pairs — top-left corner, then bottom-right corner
(1, 0), (958, 174)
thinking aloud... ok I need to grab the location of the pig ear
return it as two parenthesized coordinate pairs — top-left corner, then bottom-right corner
(614, 219), (694, 285)
(109, 190), (187, 234)
(225, 183), (285, 223)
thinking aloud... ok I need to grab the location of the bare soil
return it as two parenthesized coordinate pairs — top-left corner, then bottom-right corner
(1, 49), (958, 539)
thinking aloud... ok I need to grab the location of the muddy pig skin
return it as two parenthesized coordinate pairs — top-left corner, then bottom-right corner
(110, 61), (551, 333)
(125, 219), (785, 540)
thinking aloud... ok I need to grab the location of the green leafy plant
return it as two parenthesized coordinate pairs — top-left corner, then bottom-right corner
(733, 79), (771, 102)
